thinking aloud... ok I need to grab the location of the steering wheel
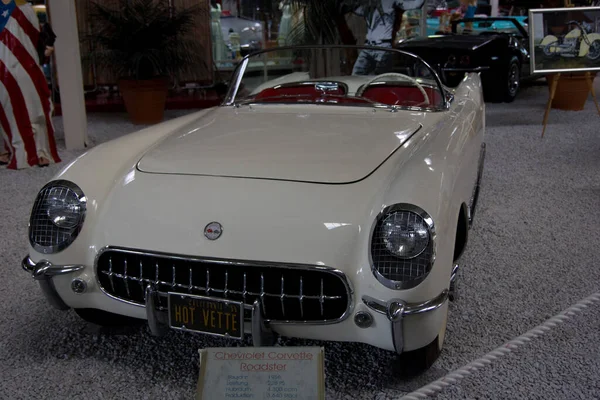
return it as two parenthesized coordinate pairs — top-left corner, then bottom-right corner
(356, 72), (430, 106)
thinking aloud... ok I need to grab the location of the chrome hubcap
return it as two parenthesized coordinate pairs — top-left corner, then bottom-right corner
(508, 64), (519, 95)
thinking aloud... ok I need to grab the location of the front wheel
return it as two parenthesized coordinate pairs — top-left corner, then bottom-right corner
(587, 40), (600, 61)
(504, 57), (520, 103)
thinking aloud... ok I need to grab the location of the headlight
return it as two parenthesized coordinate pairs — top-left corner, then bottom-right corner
(370, 204), (435, 290)
(381, 212), (429, 258)
(29, 180), (87, 254)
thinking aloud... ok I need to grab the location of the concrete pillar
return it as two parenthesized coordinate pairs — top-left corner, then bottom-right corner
(47, 0), (87, 150)
(420, 0), (428, 37)
(491, 0), (499, 17)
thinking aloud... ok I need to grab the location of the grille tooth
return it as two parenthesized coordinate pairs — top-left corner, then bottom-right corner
(320, 278), (324, 317)
(139, 261), (144, 292)
(260, 273), (266, 315)
(123, 258), (130, 297)
(242, 272), (247, 302)
(108, 257), (115, 293)
(97, 249), (350, 322)
(299, 276), (304, 319)
(280, 275), (285, 317)
(206, 268), (210, 296)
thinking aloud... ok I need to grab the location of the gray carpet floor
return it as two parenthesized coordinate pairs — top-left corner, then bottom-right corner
(1, 80), (599, 400)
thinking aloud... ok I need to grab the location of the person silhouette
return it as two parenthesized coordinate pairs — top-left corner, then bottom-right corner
(351, 0), (425, 75)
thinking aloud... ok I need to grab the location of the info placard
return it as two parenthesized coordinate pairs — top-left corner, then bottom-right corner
(196, 347), (325, 400)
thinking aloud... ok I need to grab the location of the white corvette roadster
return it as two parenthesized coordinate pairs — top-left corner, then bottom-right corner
(24, 45), (485, 372)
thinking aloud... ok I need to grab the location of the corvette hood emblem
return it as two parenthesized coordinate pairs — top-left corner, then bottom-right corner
(204, 222), (223, 240)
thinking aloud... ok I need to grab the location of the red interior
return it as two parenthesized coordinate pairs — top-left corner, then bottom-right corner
(253, 83), (442, 107)
(254, 84), (346, 101)
(361, 85), (443, 107)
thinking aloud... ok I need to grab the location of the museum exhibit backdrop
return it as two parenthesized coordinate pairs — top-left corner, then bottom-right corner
(530, 6), (600, 73)
(73, 0), (213, 86)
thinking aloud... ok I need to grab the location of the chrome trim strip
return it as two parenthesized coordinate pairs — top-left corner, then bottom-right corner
(442, 66), (490, 72)
(362, 289), (449, 353)
(93, 246), (354, 325)
(362, 290), (449, 317)
(450, 264), (459, 284)
(368, 204), (437, 290)
(22, 256), (85, 280)
(224, 57), (249, 105)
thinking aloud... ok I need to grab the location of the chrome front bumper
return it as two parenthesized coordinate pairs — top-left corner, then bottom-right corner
(23, 255), (279, 346)
(362, 288), (449, 354)
(22, 256), (85, 310)
(23, 254), (451, 353)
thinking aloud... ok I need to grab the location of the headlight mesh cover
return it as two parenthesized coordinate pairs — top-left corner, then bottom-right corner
(29, 180), (86, 254)
(371, 207), (435, 289)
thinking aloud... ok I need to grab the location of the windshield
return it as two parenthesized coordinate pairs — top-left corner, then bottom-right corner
(225, 46), (446, 111)
(452, 18), (526, 37)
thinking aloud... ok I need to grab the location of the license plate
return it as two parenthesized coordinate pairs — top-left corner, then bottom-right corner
(168, 293), (244, 339)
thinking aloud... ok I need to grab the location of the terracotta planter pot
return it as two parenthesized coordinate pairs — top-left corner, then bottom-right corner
(546, 73), (595, 111)
(118, 77), (169, 124)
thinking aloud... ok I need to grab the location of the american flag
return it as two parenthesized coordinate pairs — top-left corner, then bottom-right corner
(0, 0), (60, 169)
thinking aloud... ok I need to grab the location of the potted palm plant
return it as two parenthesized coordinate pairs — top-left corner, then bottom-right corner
(90, 0), (208, 124)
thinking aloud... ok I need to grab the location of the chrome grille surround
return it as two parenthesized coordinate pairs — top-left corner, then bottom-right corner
(95, 247), (353, 324)
(370, 204), (436, 290)
(29, 180), (87, 254)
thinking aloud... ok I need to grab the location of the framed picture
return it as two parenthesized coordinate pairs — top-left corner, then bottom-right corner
(529, 7), (600, 74)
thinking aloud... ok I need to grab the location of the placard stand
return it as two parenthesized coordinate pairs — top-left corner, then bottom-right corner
(196, 347), (326, 400)
(542, 72), (600, 138)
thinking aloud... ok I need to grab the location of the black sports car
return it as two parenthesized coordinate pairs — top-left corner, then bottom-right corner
(398, 17), (534, 102)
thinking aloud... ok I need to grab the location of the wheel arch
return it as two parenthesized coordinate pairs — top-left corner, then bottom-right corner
(453, 202), (470, 262)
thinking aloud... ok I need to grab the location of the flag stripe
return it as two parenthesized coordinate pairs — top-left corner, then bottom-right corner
(0, 95), (17, 169)
(0, 79), (28, 169)
(0, 58), (38, 166)
(0, 29), (60, 163)
(10, 6), (38, 51)
(5, 15), (38, 64)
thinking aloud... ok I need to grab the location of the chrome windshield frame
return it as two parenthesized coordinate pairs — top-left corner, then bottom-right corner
(221, 44), (451, 111)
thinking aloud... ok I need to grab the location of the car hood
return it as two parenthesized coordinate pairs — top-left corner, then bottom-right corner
(400, 35), (497, 51)
(137, 106), (422, 184)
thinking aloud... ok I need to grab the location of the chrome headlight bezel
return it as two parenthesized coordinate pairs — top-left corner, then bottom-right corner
(28, 180), (87, 254)
(369, 204), (436, 290)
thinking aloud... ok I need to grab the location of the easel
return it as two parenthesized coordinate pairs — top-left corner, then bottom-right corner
(541, 71), (600, 138)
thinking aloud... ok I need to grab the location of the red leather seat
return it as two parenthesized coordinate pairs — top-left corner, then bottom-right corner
(255, 84), (346, 102)
(362, 85), (442, 107)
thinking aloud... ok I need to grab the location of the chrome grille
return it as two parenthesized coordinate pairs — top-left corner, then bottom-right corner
(371, 210), (433, 283)
(96, 248), (351, 323)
